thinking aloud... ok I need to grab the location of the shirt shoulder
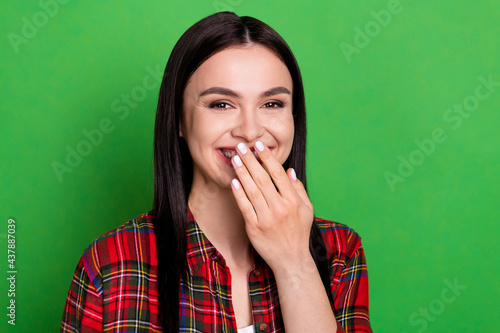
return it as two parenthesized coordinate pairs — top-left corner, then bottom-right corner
(79, 212), (157, 293)
(313, 217), (364, 261)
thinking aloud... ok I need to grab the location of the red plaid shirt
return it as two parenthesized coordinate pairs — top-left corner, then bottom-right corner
(61, 211), (371, 332)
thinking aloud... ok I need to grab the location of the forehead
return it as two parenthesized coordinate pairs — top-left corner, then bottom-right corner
(185, 44), (293, 94)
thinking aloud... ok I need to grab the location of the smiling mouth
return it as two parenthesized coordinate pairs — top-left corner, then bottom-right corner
(219, 148), (259, 159)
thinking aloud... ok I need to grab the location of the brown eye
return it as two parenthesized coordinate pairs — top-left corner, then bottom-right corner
(263, 101), (284, 108)
(209, 102), (232, 109)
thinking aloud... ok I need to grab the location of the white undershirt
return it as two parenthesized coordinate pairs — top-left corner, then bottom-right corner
(237, 325), (255, 333)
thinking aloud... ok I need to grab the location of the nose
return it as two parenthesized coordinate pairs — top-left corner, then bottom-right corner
(231, 108), (265, 142)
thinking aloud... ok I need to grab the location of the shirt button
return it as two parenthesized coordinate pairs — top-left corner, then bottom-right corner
(252, 269), (261, 277)
(259, 323), (268, 331)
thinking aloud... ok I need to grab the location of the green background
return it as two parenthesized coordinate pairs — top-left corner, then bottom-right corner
(1, 0), (499, 331)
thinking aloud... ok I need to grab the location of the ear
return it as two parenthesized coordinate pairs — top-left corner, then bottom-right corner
(179, 107), (187, 138)
(179, 122), (184, 137)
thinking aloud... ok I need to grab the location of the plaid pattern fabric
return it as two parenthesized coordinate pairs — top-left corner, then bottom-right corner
(61, 211), (371, 332)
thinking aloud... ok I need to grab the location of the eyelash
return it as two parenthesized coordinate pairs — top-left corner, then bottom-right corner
(209, 101), (285, 109)
(263, 101), (284, 108)
(209, 102), (232, 109)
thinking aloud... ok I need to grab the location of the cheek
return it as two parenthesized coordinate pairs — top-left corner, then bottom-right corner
(268, 114), (294, 164)
(269, 114), (294, 144)
(189, 115), (228, 146)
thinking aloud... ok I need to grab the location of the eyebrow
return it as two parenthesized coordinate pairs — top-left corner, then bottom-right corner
(199, 86), (291, 98)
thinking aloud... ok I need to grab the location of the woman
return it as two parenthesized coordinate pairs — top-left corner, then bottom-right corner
(61, 12), (371, 333)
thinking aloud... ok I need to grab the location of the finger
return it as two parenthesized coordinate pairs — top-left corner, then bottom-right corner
(230, 179), (258, 224)
(232, 152), (272, 212)
(253, 141), (295, 199)
(235, 142), (280, 204)
(287, 168), (313, 210)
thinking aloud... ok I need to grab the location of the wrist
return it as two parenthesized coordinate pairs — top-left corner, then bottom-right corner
(270, 252), (317, 279)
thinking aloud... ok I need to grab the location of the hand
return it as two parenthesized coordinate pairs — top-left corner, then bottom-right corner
(230, 141), (314, 271)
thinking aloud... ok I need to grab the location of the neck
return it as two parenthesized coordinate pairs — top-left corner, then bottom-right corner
(188, 179), (252, 269)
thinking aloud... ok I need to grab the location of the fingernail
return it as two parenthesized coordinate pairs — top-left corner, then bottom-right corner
(291, 168), (297, 181)
(255, 141), (264, 152)
(237, 142), (248, 154)
(233, 155), (243, 167)
(232, 179), (240, 189)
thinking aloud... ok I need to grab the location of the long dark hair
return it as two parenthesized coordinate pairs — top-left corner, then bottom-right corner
(152, 11), (331, 332)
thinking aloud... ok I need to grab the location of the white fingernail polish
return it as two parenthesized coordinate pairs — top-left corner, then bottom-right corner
(255, 141), (264, 152)
(232, 179), (240, 189)
(234, 155), (243, 167)
(291, 168), (297, 181)
(237, 142), (248, 154)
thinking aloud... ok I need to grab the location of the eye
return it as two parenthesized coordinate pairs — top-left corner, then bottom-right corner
(262, 101), (284, 108)
(209, 101), (233, 109)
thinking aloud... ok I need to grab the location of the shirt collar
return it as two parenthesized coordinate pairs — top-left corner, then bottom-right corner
(185, 208), (265, 276)
(185, 208), (224, 275)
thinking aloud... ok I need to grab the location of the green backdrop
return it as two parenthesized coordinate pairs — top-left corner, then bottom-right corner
(1, 0), (499, 331)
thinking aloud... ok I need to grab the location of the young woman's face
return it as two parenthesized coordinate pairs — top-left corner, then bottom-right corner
(181, 44), (294, 189)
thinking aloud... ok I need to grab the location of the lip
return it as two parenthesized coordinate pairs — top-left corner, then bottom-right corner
(215, 148), (234, 166)
(215, 146), (275, 166)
